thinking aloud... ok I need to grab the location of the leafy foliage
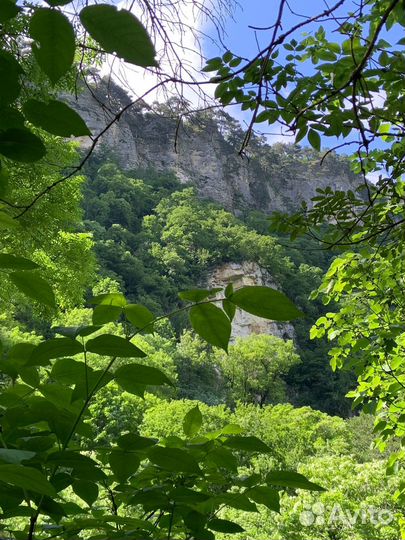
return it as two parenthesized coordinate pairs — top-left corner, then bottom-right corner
(0, 287), (315, 539)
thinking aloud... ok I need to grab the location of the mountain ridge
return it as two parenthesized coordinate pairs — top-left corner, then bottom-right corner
(70, 77), (360, 214)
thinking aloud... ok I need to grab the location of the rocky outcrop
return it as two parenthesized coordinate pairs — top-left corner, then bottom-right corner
(207, 261), (295, 340)
(70, 78), (360, 214)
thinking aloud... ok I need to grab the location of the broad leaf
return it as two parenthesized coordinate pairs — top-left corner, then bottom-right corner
(30, 8), (75, 84)
(117, 433), (156, 451)
(86, 335), (146, 358)
(124, 304), (154, 331)
(0, 0), (20, 23)
(109, 449), (140, 482)
(308, 128), (321, 151)
(190, 303), (231, 352)
(0, 254), (39, 270)
(23, 99), (91, 137)
(51, 358), (87, 384)
(0, 128), (45, 162)
(247, 486), (280, 512)
(28, 338), (83, 366)
(0, 51), (22, 106)
(208, 519), (244, 533)
(0, 449), (35, 464)
(92, 304), (122, 325)
(223, 436), (271, 453)
(115, 363), (173, 393)
(148, 447), (201, 474)
(230, 286), (303, 321)
(9, 271), (55, 307)
(266, 471), (325, 491)
(0, 464), (56, 496)
(90, 292), (127, 307)
(80, 5), (157, 67)
(179, 288), (222, 302)
(183, 405), (202, 437)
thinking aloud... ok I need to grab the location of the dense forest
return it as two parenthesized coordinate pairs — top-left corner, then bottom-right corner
(0, 0), (404, 539)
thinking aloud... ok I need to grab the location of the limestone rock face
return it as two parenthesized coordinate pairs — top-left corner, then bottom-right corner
(207, 262), (295, 340)
(69, 78), (360, 214)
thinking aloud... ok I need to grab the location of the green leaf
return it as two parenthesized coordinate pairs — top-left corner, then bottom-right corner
(115, 363), (173, 394)
(30, 8), (75, 84)
(0, 0), (20, 23)
(208, 519), (244, 534)
(23, 100), (91, 137)
(308, 128), (321, 151)
(148, 446), (201, 474)
(0, 464), (56, 496)
(86, 335), (146, 358)
(179, 288), (222, 302)
(183, 405), (202, 437)
(222, 299), (236, 321)
(80, 5), (157, 67)
(266, 471), (325, 491)
(0, 449), (35, 464)
(28, 338), (83, 367)
(206, 447), (237, 471)
(117, 433), (156, 451)
(216, 493), (258, 512)
(9, 271), (55, 307)
(53, 325), (101, 339)
(189, 303), (231, 352)
(90, 292), (127, 307)
(92, 304), (122, 325)
(247, 486), (280, 512)
(0, 51), (21, 107)
(51, 358), (86, 384)
(0, 211), (19, 229)
(230, 286), (303, 321)
(0, 254), (39, 270)
(169, 487), (210, 504)
(0, 128), (46, 162)
(109, 449), (140, 482)
(223, 436), (271, 453)
(124, 304), (154, 330)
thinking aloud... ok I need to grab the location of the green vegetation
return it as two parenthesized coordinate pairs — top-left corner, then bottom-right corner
(0, 0), (404, 539)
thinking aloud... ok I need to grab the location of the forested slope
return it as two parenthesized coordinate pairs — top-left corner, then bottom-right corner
(82, 155), (353, 415)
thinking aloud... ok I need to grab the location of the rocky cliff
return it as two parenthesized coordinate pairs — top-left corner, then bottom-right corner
(208, 262), (295, 341)
(71, 77), (360, 214)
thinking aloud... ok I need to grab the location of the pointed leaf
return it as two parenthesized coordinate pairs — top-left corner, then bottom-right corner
(308, 128), (321, 151)
(80, 5), (157, 67)
(115, 363), (173, 392)
(208, 519), (244, 534)
(28, 338), (83, 366)
(230, 286), (303, 321)
(0, 465), (56, 496)
(266, 471), (325, 491)
(30, 8), (75, 84)
(0, 254), (39, 270)
(72, 480), (98, 506)
(248, 486), (280, 512)
(9, 271), (55, 307)
(124, 304), (154, 330)
(183, 405), (202, 437)
(179, 288), (222, 302)
(86, 335), (146, 358)
(148, 446), (201, 474)
(109, 449), (140, 482)
(189, 303), (231, 352)
(223, 436), (271, 453)
(92, 304), (122, 325)
(23, 99), (91, 137)
(0, 128), (45, 162)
